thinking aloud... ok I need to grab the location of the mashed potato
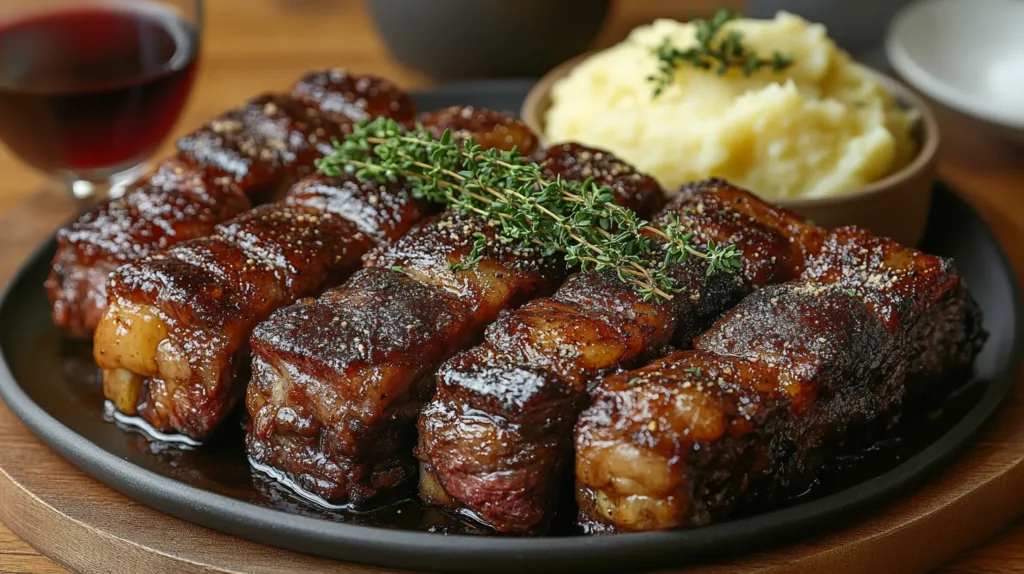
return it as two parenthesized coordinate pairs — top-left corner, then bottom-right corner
(544, 12), (917, 199)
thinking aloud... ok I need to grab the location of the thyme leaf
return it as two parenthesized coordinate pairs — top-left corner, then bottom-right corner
(316, 117), (743, 301)
(648, 8), (794, 98)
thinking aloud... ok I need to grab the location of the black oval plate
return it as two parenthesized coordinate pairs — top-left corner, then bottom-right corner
(0, 80), (1021, 574)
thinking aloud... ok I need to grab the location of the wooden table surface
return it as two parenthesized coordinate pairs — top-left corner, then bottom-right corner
(0, 0), (1022, 572)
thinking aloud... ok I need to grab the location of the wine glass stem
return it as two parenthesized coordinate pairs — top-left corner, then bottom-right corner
(60, 163), (148, 205)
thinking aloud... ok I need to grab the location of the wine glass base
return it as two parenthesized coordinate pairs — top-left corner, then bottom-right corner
(58, 163), (149, 205)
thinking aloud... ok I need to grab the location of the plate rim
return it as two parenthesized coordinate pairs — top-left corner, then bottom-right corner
(0, 82), (1020, 573)
(1, 183), (1019, 574)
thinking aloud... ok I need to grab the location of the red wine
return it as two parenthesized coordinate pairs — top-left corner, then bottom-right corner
(0, 3), (198, 175)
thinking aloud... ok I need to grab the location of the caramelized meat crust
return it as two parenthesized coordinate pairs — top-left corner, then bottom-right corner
(532, 144), (665, 217)
(290, 69), (417, 126)
(535, 143), (666, 219)
(416, 180), (822, 533)
(247, 268), (465, 503)
(247, 210), (563, 506)
(574, 228), (985, 533)
(801, 226), (986, 396)
(420, 106), (540, 154)
(659, 178), (824, 290)
(94, 172), (425, 440)
(47, 71), (415, 339)
(246, 140), (666, 506)
(284, 173), (434, 244)
(98, 205), (367, 438)
(364, 212), (563, 316)
(175, 94), (344, 203)
(46, 159), (250, 339)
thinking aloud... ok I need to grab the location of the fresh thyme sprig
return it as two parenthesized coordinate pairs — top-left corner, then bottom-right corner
(648, 8), (794, 97)
(316, 117), (742, 301)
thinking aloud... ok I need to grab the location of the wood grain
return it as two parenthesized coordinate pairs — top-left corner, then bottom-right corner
(0, 1), (1022, 573)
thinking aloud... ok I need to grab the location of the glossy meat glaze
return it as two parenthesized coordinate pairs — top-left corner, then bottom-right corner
(50, 68), (986, 536)
(574, 227), (985, 533)
(244, 143), (666, 506)
(93, 175), (420, 440)
(92, 106), (526, 440)
(47, 70), (414, 339)
(416, 180), (826, 533)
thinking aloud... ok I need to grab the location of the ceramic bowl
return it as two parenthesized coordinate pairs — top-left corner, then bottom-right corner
(886, 0), (1024, 141)
(522, 54), (940, 247)
(365, 0), (611, 80)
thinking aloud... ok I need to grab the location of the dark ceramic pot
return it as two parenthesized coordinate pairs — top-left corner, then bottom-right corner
(366, 0), (612, 80)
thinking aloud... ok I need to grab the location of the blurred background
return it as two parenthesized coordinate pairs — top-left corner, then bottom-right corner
(0, 0), (1016, 222)
(0, 0), (878, 209)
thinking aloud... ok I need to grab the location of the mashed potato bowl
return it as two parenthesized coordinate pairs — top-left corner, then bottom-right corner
(522, 16), (939, 246)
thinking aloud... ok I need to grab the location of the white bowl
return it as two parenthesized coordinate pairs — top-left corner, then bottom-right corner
(886, 0), (1024, 139)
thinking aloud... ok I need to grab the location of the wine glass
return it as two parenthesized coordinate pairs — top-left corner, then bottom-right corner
(0, 0), (203, 203)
